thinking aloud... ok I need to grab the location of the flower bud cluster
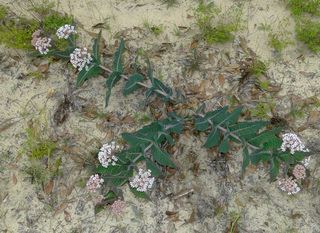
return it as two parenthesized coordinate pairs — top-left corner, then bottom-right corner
(292, 164), (306, 180)
(111, 199), (126, 216)
(86, 174), (104, 193)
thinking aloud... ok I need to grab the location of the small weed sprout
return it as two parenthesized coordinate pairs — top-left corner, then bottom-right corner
(195, 1), (242, 44)
(143, 20), (164, 36)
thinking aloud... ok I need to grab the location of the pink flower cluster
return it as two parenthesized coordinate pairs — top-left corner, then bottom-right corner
(280, 133), (309, 154)
(31, 30), (51, 55)
(111, 199), (126, 216)
(278, 177), (300, 195)
(86, 174), (104, 193)
(292, 164), (306, 180)
(56, 24), (77, 39)
(278, 164), (307, 195)
(130, 169), (154, 192)
(98, 142), (120, 168)
(70, 48), (93, 71)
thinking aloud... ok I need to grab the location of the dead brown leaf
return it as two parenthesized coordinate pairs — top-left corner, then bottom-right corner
(38, 60), (49, 73)
(12, 174), (17, 185)
(64, 210), (72, 222)
(44, 180), (54, 195)
(218, 74), (225, 87)
(187, 209), (196, 223)
(165, 211), (180, 222)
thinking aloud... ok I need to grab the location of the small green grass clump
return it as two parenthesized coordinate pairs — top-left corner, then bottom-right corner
(24, 126), (56, 160)
(0, 5), (7, 20)
(143, 20), (164, 36)
(0, 17), (39, 50)
(268, 33), (292, 52)
(287, 0), (320, 16)
(43, 12), (73, 34)
(195, 1), (242, 44)
(296, 19), (320, 52)
(249, 59), (267, 77)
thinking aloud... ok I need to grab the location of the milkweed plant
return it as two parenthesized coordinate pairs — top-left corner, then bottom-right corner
(31, 24), (312, 204)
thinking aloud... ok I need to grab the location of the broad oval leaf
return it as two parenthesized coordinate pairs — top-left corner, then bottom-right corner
(146, 159), (162, 177)
(151, 145), (176, 168)
(204, 128), (221, 148)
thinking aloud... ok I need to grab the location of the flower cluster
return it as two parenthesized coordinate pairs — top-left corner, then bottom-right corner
(86, 174), (104, 193)
(98, 142), (120, 168)
(278, 177), (300, 195)
(130, 169), (154, 192)
(292, 164), (306, 180)
(70, 48), (93, 71)
(280, 133), (309, 154)
(31, 30), (51, 55)
(110, 199), (126, 216)
(56, 24), (77, 39)
(302, 156), (311, 167)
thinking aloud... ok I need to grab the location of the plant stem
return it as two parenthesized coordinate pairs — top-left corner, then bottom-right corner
(99, 65), (174, 101)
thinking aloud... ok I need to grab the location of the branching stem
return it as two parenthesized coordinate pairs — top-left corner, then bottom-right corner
(99, 65), (175, 101)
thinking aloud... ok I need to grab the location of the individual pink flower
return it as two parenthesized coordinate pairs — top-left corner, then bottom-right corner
(292, 164), (306, 180)
(110, 199), (126, 216)
(86, 174), (104, 193)
(278, 177), (300, 195)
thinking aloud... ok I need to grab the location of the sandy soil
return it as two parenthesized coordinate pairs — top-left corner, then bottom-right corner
(0, 0), (320, 233)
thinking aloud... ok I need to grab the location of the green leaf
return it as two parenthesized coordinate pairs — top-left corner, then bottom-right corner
(152, 78), (173, 101)
(217, 107), (243, 126)
(146, 57), (154, 82)
(111, 170), (132, 186)
(47, 49), (71, 59)
(242, 146), (250, 172)
(250, 150), (271, 164)
(93, 30), (102, 64)
(151, 145), (176, 168)
(130, 186), (150, 199)
(105, 71), (122, 107)
(229, 121), (268, 140)
(113, 39), (125, 73)
(146, 159), (162, 177)
(204, 128), (221, 148)
(123, 73), (144, 96)
(76, 63), (101, 87)
(97, 164), (126, 175)
(104, 190), (118, 202)
(160, 113), (184, 134)
(195, 107), (228, 131)
(122, 132), (152, 146)
(248, 128), (281, 147)
(218, 136), (229, 153)
(270, 157), (280, 181)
